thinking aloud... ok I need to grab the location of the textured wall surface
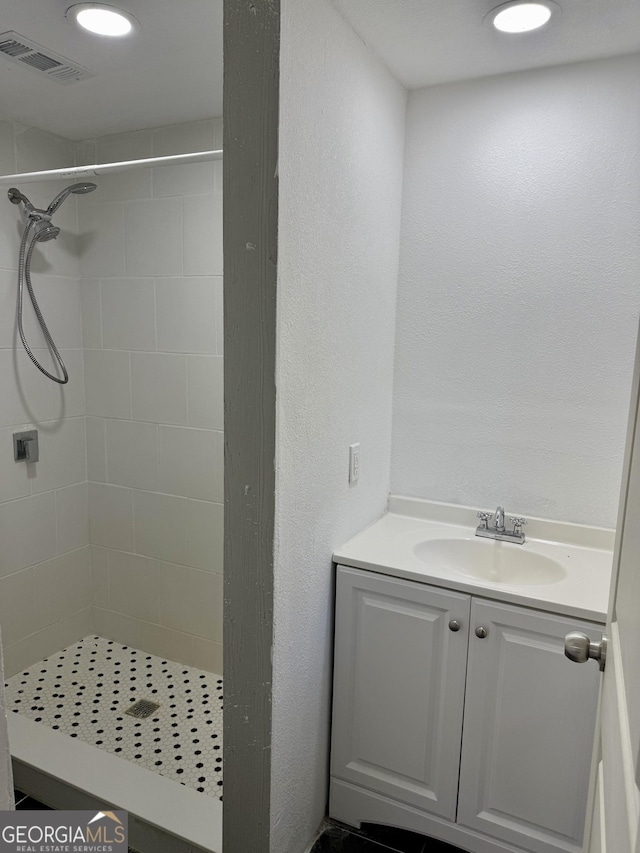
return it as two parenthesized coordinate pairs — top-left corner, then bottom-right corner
(392, 55), (640, 528)
(79, 120), (224, 674)
(273, 1), (407, 850)
(0, 122), (92, 678)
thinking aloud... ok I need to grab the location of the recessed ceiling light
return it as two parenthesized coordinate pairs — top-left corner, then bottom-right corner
(488, 1), (556, 33)
(66, 3), (139, 37)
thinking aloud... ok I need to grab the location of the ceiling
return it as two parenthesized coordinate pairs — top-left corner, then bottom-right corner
(334, 0), (640, 89)
(1, 0), (639, 142)
(0, 0), (222, 139)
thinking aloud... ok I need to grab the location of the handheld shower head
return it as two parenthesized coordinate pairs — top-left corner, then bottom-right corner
(33, 221), (60, 242)
(8, 188), (35, 213)
(46, 182), (96, 215)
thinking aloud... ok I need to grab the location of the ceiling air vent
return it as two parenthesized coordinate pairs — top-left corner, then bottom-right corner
(0, 31), (95, 85)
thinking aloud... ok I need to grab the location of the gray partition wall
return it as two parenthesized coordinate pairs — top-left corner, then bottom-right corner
(223, 1), (279, 851)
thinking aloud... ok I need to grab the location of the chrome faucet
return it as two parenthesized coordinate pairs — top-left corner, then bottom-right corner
(476, 506), (527, 544)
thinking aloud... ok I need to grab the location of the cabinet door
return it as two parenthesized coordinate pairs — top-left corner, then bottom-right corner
(331, 566), (470, 820)
(457, 599), (602, 853)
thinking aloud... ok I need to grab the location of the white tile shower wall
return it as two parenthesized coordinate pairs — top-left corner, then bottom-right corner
(392, 55), (640, 528)
(79, 120), (223, 674)
(0, 122), (91, 677)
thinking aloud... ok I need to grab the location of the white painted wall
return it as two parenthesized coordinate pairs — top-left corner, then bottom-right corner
(273, 1), (407, 850)
(392, 55), (640, 528)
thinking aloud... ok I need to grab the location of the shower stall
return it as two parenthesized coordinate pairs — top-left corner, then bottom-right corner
(0, 118), (224, 853)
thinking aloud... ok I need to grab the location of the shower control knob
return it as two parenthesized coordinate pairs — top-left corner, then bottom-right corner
(475, 626), (488, 639)
(448, 620), (461, 632)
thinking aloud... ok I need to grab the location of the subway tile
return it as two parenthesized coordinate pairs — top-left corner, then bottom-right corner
(137, 621), (195, 667)
(90, 169), (152, 203)
(56, 482), (89, 554)
(33, 548), (91, 630)
(57, 606), (93, 650)
(186, 499), (223, 573)
(182, 193), (223, 276)
(0, 568), (35, 645)
(0, 492), (57, 577)
(155, 278), (217, 354)
(101, 278), (155, 351)
(187, 355), (223, 429)
(17, 276), (82, 349)
(106, 419), (158, 491)
(78, 202), (125, 279)
(0, 192), (20, 275)
(153, 162), (214, 198)
(0, 425), (31, 503)
(0, 349), (54, 427)
(107, 549), (160, 623)
(92, 607), (147, 653)
(86, 416), (107, 482)
(90, 545), (110, 607)
(131, 353), (187, 425)
(214, 278), (223, 355)
(53, 349), (86, 418)
(133, 490), (187, 565)
(80, 279), (102, 348)
(84, 349), (131, 418)
(212, 118), (223, 149)
(151, 119), (216, 197)
(151, 118), (216, 198)
(88, 482), (134, 552)
(75, 139), (96, 167)
(0, 268), (17, 348)
(96, 129), (152, 163)
(191, 637), (223, 675)
(159, 563), (222, 642)
(0, 120), (15, 175)
(158, 426), (218, 500)
(15, 126), (75, 173)
(3, 622), (61, 678)
(30, 416), (86, 494)
(124, 199), (183, 277)
(152, 121), (214, 157)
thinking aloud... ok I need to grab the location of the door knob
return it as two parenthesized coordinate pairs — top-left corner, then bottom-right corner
(475, 626), (488, 639)
(564, 631), (607, 671)
(449, 620), (461, 632)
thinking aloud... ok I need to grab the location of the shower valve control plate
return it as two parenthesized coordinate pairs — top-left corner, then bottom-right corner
(13, 429), (39, 463)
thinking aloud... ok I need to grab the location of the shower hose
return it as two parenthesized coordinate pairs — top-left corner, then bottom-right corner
(17, 219), (69, 384)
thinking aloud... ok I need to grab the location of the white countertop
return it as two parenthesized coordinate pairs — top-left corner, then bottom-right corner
(333, 497), (614, 623)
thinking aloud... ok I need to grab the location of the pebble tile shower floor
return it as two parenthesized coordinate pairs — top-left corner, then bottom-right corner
(4, 636), (223, 801)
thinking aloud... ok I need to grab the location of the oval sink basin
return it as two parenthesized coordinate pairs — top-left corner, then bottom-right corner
(413, 538), (566, 586)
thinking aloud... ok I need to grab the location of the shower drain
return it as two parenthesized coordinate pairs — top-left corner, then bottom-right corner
(125, 699), (161, 719)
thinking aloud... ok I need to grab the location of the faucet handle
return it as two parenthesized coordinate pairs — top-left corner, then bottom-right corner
(510, 517), (527, 535)
(477, 511), (493, 530)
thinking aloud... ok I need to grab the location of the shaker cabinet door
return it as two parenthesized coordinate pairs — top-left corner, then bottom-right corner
(457, 598), (602, 853)
(331, 566), (470, 820)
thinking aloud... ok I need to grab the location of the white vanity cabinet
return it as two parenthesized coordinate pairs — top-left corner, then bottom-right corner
(330, 566), (603, 853)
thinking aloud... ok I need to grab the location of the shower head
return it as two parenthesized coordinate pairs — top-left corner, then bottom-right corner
(33, 221), (60, 242)
(8, 188), (35, 213)
(46, 182), (97, 216)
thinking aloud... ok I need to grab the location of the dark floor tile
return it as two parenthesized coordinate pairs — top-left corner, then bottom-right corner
(313, 821), (467, 853)
(15, 797), (52, 810)
(357, 823), (430, 852)
(311, 824), (392, 852)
